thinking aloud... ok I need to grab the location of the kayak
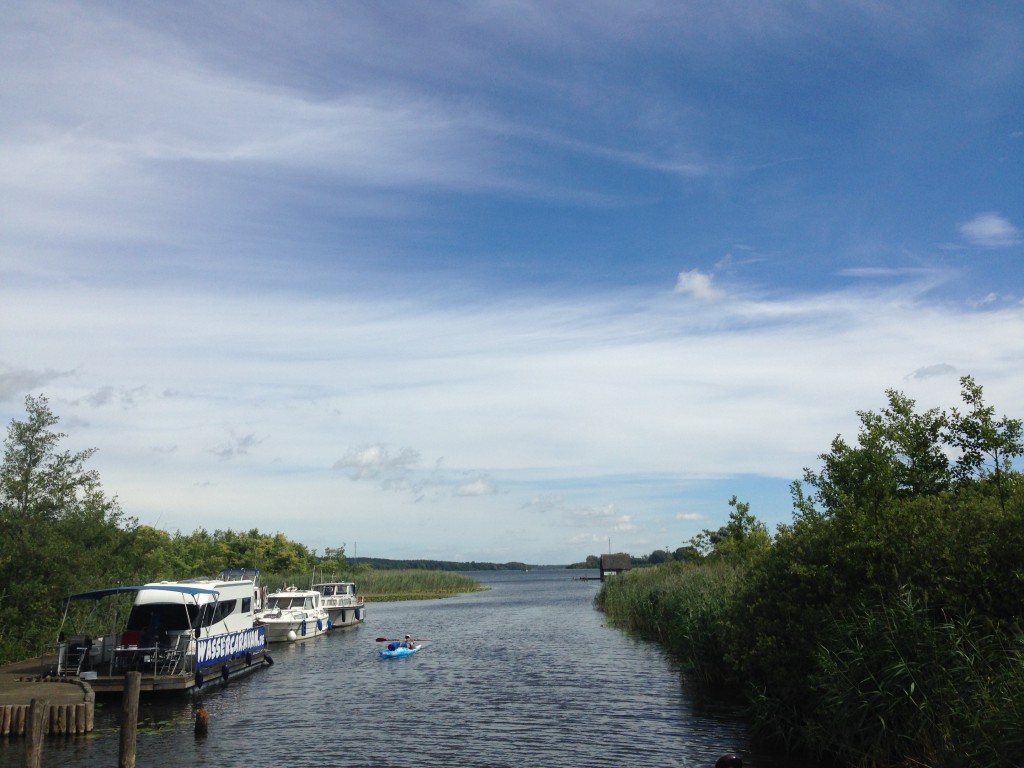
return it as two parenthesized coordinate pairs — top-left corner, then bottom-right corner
(379, 643), (421, 658)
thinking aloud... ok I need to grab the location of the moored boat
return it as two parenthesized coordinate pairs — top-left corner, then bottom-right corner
(312, 581), (366, 628)
(54, 568), (268, 694)
(258, 586), (330, 642)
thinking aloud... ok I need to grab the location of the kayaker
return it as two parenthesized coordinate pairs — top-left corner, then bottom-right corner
(403, 634), (415, 649)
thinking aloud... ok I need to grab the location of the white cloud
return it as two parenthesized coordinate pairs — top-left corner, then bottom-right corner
(333, 444), (421, 480)
(959, 213), (1021, 248)
(675, 512), (705, 521)
(674, 269), (724, 301)
(908, 364), (957, 380)
(454, 477), (498, 497)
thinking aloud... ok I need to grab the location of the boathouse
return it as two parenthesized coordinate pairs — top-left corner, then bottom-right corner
(599, 553), (632, 581)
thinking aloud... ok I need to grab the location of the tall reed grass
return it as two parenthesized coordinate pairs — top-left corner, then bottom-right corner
(803, 591), (1024, 767)
(598, 563), (1024, 766)
(267, 569), (486, 601)
(596, 561), (744, 685)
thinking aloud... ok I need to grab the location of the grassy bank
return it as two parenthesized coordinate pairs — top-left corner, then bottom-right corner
(272, 568), (486, 602)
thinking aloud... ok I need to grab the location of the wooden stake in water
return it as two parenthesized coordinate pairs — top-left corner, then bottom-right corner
(119, 672), (141, 768)
(23, 698), (48, 768)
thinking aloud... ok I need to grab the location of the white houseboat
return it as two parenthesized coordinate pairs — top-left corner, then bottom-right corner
(258, 586), (331, 642)
(55, 568), (268, 694)
(312, 581), (365, 628)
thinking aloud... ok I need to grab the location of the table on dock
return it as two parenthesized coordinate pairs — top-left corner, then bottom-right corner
(0, 656), (95, 737)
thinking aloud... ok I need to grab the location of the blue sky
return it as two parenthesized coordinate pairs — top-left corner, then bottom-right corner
(2, 1), (1022, 564)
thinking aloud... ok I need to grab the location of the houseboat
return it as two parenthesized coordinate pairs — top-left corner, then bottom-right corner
(258, 586), (331, 642)
(54, 569), (268, 694)
(312, 581), (365, 628)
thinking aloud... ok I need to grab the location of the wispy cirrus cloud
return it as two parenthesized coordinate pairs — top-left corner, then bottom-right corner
(959, 213), (1021, 248)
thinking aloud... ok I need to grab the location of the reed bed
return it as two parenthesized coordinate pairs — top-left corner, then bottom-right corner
(803, 592), (1024, 767)
(596, 560), (744, 685)
(598, 562), (1024, 766)
(270, 569), (486, 602)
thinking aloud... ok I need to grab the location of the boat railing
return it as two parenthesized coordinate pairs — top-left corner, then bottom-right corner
(55, 634), (118, 677)
(107, 631), (194, 678)
(153, 633), (193, 676)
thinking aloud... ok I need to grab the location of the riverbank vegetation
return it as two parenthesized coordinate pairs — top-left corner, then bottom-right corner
(0, 395), (480, 665)
(597, 377), (1024, 767)
(350, 569), (486, 601)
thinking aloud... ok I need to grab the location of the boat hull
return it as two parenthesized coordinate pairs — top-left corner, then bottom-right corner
(324, 604), (366, 628)
(86, 649), (268, 694)
(261, 617), (330, 643)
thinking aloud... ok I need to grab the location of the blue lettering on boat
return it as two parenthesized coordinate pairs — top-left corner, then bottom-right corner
(196, 627), (266, 669)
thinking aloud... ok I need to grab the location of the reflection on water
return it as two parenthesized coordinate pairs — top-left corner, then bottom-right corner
(4, 570), (792, 767)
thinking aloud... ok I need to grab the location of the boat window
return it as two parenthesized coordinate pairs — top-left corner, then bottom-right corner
(126, 603), (195, 632)
(197, 599), (237, 627)
(242, 597), (251, 613)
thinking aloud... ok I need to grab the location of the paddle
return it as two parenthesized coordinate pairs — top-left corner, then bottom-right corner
(375, 637), (430, 643)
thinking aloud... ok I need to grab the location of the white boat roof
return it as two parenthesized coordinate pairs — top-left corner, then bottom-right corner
(64, 585), (220, 603)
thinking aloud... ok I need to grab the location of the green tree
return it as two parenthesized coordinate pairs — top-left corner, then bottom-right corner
(0, 395), (134, 662)
(691, 496), (771, 563)
(725, 381), (1024, 760)
(946, 375), (1024, 509)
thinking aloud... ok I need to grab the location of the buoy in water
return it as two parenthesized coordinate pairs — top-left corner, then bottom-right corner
(715, 755), (742, 768)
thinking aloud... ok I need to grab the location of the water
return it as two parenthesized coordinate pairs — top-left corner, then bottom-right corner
(4, 570), (790, 767)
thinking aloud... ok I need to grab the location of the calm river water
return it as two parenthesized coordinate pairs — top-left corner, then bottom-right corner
(5, 570), (793, 767)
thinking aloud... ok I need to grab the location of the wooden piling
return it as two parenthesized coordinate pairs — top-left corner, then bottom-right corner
(194, 708), (209, 737)
(119, 672), (141, 768)
(85, 688), (95, 732)
(24, 699), (48, 768)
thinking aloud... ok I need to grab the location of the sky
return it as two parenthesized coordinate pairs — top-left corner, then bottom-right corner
(1, 1), (1022, 565)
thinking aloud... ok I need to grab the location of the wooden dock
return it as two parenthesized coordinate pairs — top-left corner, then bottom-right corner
(0, 656), (95, 737)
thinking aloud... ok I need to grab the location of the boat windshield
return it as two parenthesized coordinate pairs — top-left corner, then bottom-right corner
(268, 596), (309, 610)
(126, 603), (196, 632)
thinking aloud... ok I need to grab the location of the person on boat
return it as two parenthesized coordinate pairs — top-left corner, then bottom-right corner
(403, 634), (415, 649)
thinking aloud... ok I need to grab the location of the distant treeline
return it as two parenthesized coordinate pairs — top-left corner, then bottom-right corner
(349, 557), (542, 571)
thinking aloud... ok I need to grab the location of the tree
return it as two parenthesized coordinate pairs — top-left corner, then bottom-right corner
(802, 389), (950, 519)
(0, 395), (133, 663)
(691, 496), (771, 563)
(724, 380), (1024, 756)
(946, 376), (1024, 509)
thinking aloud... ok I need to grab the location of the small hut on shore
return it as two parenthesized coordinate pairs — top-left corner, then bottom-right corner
(599, 553), (632, 581)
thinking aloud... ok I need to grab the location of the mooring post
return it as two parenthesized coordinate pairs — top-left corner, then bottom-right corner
(194, 707), (209, 737)
(119, 672), (142, 768)
(23, 698), (48, 768)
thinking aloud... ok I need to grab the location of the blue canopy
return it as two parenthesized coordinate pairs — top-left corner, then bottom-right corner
(64, 585), (220, 603)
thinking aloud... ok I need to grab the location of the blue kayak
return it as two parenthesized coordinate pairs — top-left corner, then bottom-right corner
(379, 643), (421, 658)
